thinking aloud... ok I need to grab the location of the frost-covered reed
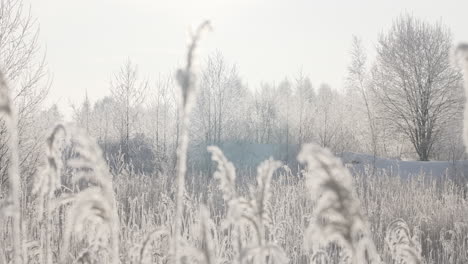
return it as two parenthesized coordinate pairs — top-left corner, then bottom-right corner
(208, 146), (288, 264)
(173, 20), (211, 264)
(33, 124), (65, 264)
(0, 72), (23, 264)
(456, 43), (468, 151)
(31, 124), (120, 264)
(298, 144), (381, 264)
(385, 219), (422, 264)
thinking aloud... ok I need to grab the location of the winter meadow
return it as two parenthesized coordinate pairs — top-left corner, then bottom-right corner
(2, 1), (468, 264)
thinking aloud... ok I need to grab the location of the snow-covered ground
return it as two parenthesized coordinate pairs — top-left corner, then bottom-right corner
(341, 152), (468, 180)
(191, 143), (467, 180)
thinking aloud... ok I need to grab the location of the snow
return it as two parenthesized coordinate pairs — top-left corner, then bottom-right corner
(341, 152), (468, 180)
(191, 143), (468, 180)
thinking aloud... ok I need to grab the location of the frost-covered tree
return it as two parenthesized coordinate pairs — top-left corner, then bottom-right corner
(294, 73), (315, 145)
(92, 96), (117, 155)
(252, 83), (280, 144)
(372, 14), (462, 161)
(142, 74), (179, 170)
(0, 0), (50, 192)
(110, 60), (148, 163)
(277, 78), (293, 144)
(71, 91), (91, 133)
(346, 36), (378, 157)
(193, 52), (247, 145)
(147, 76), (173, 154)
(0, 0), (49, 117)
(316, 84), (339, 149)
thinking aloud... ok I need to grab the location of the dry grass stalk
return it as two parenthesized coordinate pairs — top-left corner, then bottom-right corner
(298, 144), (381, 264)
(456, 43), (468, 151)
(33, 124), (66, 264)
(209, 146), (288, 264)
(172, 20), (211, 264)
(385, 219), (422, 264)
(0, 72), (23, 264)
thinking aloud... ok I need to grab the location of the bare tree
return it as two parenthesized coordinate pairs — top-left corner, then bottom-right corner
(149, 75), (172, 154)
(277, 78), (292, 160)
(294, 73), (315, 145)
(0, 0), (49, 190)
(316, 83), (340, 149)
(193, 52), (245, 145)
(371, 14), (462, 161)
(110, 60), (148, 164)
(253, 83), (279, 144)
(92, 96), (116, 155)
(144, 74), (176, 171)
(347, 36), (379, 165)
(71, 91), (91, 133)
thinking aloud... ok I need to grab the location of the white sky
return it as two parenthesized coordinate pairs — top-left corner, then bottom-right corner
(25, 0), (468, 115)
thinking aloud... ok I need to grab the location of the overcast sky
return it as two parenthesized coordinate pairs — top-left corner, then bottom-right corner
(25, 0), (468, 115)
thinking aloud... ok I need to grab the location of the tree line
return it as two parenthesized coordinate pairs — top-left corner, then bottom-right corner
(65, 14), (465, 174)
